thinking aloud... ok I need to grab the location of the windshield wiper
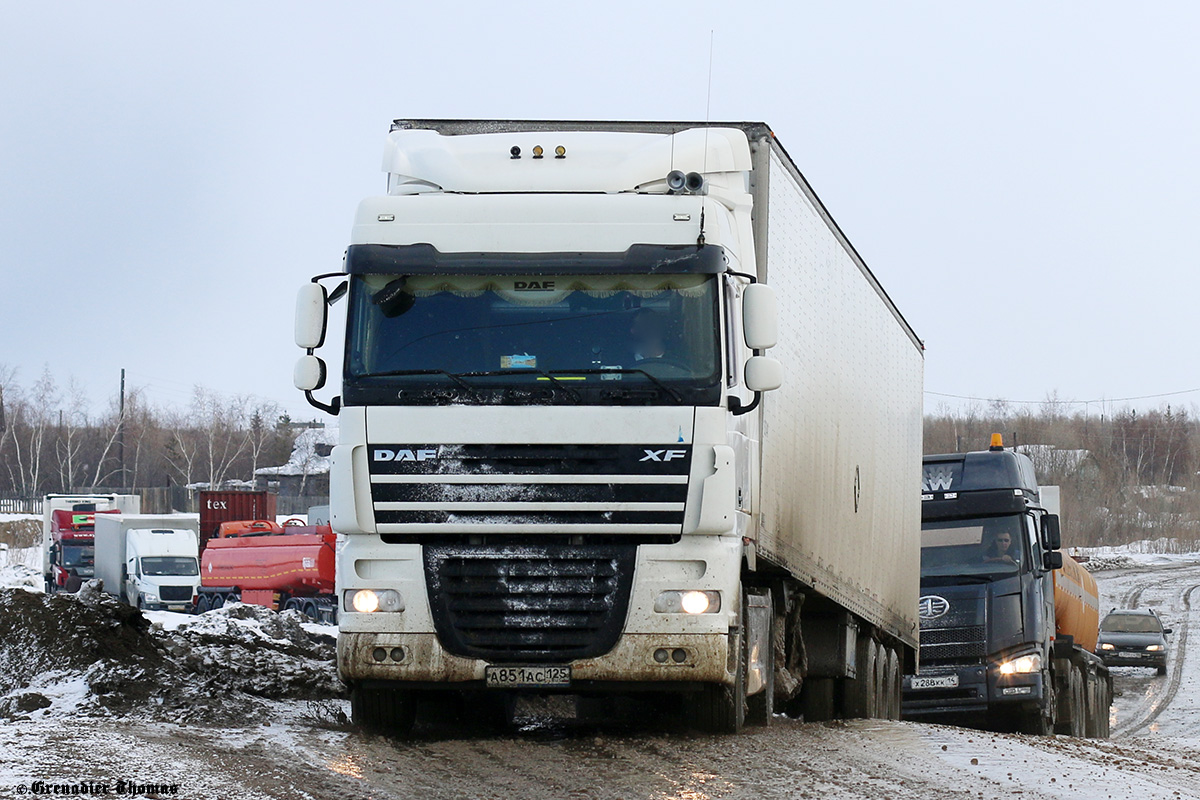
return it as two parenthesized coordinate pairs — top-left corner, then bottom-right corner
(548, 368), (685, 403)
(454, 369), (583, 404)
(357, 369), (482, 398)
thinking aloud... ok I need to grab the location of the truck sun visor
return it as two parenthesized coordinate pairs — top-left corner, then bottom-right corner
(345, 243), (727, 275)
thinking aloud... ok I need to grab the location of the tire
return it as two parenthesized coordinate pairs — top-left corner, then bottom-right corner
(688, 626), (746, 734)
(351, 684), (416, 736)
(1068, 666), (1086, 737)
(196, 595), (211, 614)
(303, 600), (320, 621)
(746, 592), (775, 727)
(882, 645), (901, 720)
(872, 641), (888, 718)
(801, 677), (836, 722)
(1020, 670), (1055, 735)
(211, 594), (225, 610)
(1157, 664), (1168, 676)
(843, 635), (878, 719)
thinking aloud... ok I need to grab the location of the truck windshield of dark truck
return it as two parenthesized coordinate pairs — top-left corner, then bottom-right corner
(920, 515), (1028, 577)
(343, 273), (723, 405)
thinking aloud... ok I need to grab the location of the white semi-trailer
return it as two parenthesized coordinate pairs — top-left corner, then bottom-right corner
(293, 120), (924, 733)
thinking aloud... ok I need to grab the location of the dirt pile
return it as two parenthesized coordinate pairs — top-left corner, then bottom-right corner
(0, 517), (41, 549)
(0, 582), (342, 723)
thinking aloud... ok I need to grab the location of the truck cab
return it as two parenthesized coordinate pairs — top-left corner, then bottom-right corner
(122, 529), (201, 612)
(903, 442), (1065, 731)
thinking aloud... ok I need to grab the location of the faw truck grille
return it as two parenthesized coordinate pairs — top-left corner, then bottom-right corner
(919, 625), (988, 662)
(368, 443), (690, 534)
(424, 543), (635, 663)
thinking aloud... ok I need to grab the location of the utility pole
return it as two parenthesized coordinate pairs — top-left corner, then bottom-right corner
(118, 368), (126, 491)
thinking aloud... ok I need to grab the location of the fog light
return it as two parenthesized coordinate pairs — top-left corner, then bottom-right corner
(372, 647), (387, 662)
(654, 648), (669, 663)
(672, 648), (687, 663)
(390, 647), (405, 662)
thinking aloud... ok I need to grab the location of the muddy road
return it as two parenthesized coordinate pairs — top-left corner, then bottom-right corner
(5, 555), (1200, 800)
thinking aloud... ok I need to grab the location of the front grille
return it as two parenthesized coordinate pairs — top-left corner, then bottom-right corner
(424, 543), (635, 663)
(158, 585), (193, 602)
(920, 625), (988, 661)
(369, 443), (691, 533)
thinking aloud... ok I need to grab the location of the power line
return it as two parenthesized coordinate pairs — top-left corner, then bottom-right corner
(925, 387), (1200, 406)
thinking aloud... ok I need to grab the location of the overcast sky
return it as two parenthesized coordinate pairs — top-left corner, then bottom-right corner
(3, 2), (1198, 423)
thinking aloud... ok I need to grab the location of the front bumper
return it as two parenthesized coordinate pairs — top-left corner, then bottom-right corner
(902, 663), (1045, 718)
(339, 630), (734, 687)
(1099, 650), (1166, 669)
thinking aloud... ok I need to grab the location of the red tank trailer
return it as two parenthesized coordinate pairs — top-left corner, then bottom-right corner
(197, 518), (337, 622)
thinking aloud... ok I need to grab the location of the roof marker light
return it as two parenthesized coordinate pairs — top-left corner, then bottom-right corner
(554, 145), (566, 158)
(532, 145), (544, 159)
(510, 145), (521, 159)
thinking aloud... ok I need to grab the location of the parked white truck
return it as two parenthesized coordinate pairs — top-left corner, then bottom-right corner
(293, 120), (924, 733)
(94, 514), (201, 612)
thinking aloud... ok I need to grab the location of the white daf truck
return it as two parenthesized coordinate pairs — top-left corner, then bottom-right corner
(293, 120), (924, 733)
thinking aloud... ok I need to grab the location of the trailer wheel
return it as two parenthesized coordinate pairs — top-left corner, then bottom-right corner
(303, 600), (320, 621)
(351, 684), (416, 736)
(884, 645), (902, 720)
(843, 635), (878, 718)
(1057, 665), (1086, 737)
(872, 641), (888, 718)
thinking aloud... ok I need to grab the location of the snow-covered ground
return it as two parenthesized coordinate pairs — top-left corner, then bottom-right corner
(6, 539), (1200, 798)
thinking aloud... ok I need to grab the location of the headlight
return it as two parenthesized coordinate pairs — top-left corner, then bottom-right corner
(143, 593), (159, 604)
(1099, 643), (1115, 651)
(1146, 645), (1163, 652)
(345, 589), (404, 613)
(654, 590), (721, 614)
(998, 652), (1042, 675)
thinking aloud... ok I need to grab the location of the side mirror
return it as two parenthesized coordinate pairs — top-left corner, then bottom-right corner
(744, 356), (783, 392)
(294, 355), (328, 391)
(1043, 551), (1064, 570)
(295, 283), (328, 349)
(742, 284), (778, 350)
(1163, 628), (1174, 635)
(1041, 514), (1062, 550)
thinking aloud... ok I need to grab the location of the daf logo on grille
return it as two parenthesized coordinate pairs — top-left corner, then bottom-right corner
(918, 595), (951, 620)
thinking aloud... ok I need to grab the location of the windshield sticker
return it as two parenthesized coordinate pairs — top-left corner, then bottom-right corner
(922, 464), (960, 492)
(500, 354), (537, 369)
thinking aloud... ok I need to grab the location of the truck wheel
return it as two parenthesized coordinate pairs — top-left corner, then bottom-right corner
(801, 677), (836, 722)
(687, 629), (746, 733)
(1066, 666), (1086, 737)
(843, 635), (878, 718)
(303, 600), (320, 621)
(196, 595), (210, 614)
(351, 684), (416, 736)
(872, 641), (888, 718)
(211, 594), (225, 610)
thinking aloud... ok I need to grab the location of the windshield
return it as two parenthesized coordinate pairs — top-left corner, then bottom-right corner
(345, 273), (722, 405)
(61, 545), (94, 568)
(920, 515), (1028, 577)
(140, 556), (200, 577)
(1101, 614), (1162, 633)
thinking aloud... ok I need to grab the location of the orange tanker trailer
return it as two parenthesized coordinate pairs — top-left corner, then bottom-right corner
(196, 519), (337, 622)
